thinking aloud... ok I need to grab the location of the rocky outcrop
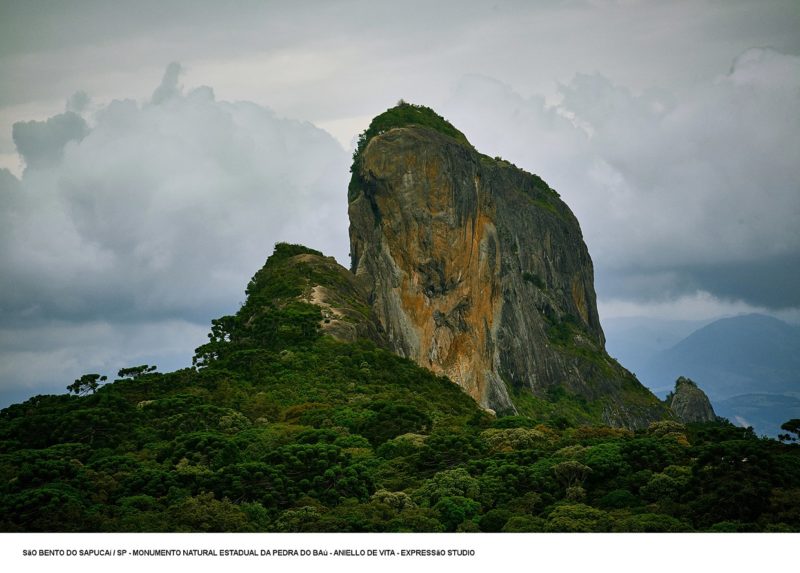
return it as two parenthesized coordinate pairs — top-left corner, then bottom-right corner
(293, 252), (386, 346)
(211, 243), (387, 357)
(348, 103), (667, 427)
(666, 377), (718, 423)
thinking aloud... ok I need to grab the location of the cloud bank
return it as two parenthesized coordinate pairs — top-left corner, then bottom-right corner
(0, 64), (350, 403)
(446, 48), (800, 311)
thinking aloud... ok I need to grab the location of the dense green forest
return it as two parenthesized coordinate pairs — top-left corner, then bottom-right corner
(2, 244), (799, 532)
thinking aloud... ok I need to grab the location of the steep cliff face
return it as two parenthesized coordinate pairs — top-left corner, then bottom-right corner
(666, 377), (718, 423)
(348, 103), (667, 427)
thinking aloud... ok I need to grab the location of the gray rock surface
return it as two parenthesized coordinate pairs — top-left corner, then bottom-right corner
(666, 377), (718, 423)
(348, 122), (667, 427)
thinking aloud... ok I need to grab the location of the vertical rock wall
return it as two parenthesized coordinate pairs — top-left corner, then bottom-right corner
(349, 123), (667, 427)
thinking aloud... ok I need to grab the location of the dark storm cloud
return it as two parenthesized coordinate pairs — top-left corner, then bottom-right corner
(595, 253), (800, 310)
(682, 255), (800, 309)
(12, 111), (89, 169)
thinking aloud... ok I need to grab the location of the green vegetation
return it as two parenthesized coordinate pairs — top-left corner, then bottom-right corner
(522, 271), (545, 289)
(779, 419), (800, 442)
(505, 381), (603, 428)
(529, 196), (560, 216)
(351, 101), (471, 169)
(348, 101), (473, 204)
(2, 243), (799, 532)
(544, 313), (615, 378)
(66, 373), (107, 396)
(118, 365), (158, 380)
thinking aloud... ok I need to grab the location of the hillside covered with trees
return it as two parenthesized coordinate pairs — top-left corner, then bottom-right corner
(2, 244), (799, 532)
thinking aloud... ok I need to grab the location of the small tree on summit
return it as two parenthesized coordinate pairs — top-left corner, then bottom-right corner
(67, 373), (107, 396)
(118, 364), (158, 379)
(778, 419), (800, 442)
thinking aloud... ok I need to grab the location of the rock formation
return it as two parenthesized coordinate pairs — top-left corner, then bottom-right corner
(347, 103), (667, 427)
(292, 251), (387, 346)
(665, 377), (718, 423)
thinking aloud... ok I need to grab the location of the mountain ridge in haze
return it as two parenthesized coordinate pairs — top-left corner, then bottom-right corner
(619, 313), (800, 436)
(642, 313), (800, 400)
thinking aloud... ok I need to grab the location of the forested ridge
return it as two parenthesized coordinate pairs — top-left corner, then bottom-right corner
(2, 244), (799, 532)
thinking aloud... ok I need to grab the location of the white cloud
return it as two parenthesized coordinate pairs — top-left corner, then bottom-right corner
(571, 48), (800, 269)
(1, 65), (350, 324)
(445, 48), (800, 308)
(0, 65), (351, 404)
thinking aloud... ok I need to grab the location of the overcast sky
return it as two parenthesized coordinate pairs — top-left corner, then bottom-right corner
(1, 0), (798, 405)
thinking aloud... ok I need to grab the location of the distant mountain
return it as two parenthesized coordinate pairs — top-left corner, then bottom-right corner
(630, 313), (800, 437)
(715, 393), (800, 438)
(640, 313), (800, 400)
(603, 317), (711, 384)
